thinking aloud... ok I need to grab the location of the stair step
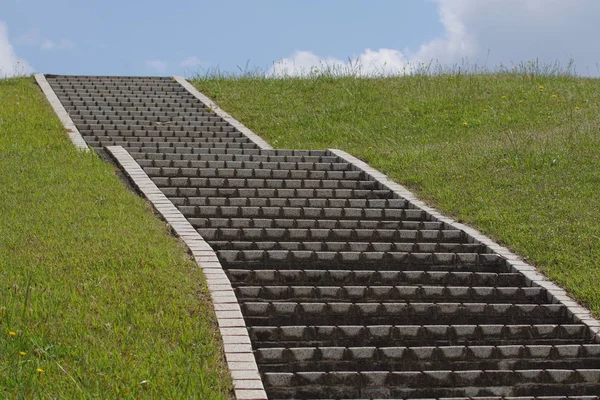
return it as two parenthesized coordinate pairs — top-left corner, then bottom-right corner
(73, 111), (214, 119)
(249, 325), (592, 348)
(217, 250), (504, 270)
(154, 177), (380, 191)
(126, 142), (260, 150)
(173, 197), (408, 209)
(137, 159), (355, 171)
(145, 167), (365, 181)
(130, 149), (337, 161)
(191, 218), (446, 231)
(262, 369), (600, 398)
(255, 344), (600, 372)
(199, 227), (463, 242)
(211, 241), (483, 253)
(241, 302), (567, 326)
(72, 115), (226, 124)
(164, 187), (393, 200)
(84, 135), (247, 144)
(102, 131), (236, 138)
(226, 269), (526, 287)
(235, 285), (546, 303)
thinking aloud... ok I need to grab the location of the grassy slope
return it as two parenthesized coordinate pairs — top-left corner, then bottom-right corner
(193, 73), (600, 315)
(0, 77), (231, 398)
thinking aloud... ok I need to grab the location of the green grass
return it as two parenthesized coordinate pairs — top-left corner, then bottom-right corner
(192, 71), (600, 315)
(0, 77), (232, 398)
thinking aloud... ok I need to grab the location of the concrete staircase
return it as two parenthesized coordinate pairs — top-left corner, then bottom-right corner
(44, 75), (600, 399)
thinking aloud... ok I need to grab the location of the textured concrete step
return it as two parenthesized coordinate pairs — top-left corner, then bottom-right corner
(137, 159), (355, 171)
(190, 218), (446, 230)
(173, 197), (408, 209)
(241, 301), (567, 326)
(181, 206), (422, 221)
(85, 135), (248, 144)
(249, 324), (593, 348)
(227, 269), (527, 287)
(127, 143), (261, 151)
(197, 226), (466, 242)
(256, 344), (600, 372)
(235, 285), (546, 303)
(84, 139), (252, 149)
(145, 167), (365, 180)
(211, 241), (484, 254)
(171, 188), (393, 201)
(131, 150), (341, 163)
(217, 250), (505, 270)
(263, 369), (600, 398)
(154, 177), (380, 191)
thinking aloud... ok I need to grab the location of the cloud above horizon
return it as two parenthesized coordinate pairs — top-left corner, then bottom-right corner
(16, 28), (75, 52)
(0, 21), (32, 77)
(144, 58), (168, 73)
(180, 56), (208, 70)
(41, 39), (75, 51)
(270, 0), (600, 77)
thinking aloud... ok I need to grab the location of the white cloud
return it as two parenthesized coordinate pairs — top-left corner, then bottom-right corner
(269, 49), (413, 77)
(16, 29), (75, 52)
(270, 0), (600, 77)
(0, 21), (32, 77)
(15, 29), (39, 47)
(270, 51), (344, 76)
(410, 0), (475, 66)
(180, 56), (207, 69)
(40, 39), (75, 51)
(432, 0), (600, 74)
(145, 59), (168, 73)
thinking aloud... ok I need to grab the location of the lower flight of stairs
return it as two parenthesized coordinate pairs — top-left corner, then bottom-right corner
(44, 74), (600, 399)
(121, 147), (600, 399)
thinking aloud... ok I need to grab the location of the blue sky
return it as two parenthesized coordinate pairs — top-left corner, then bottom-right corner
(2, 0), (600, 77)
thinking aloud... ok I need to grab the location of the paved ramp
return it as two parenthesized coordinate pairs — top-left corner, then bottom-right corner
(40, 74), (600, 399)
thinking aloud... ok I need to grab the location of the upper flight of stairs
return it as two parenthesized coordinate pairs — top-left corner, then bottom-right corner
(44, 75), (600, 399)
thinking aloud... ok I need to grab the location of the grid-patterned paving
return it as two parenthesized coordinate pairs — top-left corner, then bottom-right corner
(46, 75), (600, 399)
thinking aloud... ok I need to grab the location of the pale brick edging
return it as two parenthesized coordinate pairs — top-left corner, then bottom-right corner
(106, 145), (268, 400)
(173, 77), (273, 151)
(329, 148), (600, 337)
(34, 74), (89, 152)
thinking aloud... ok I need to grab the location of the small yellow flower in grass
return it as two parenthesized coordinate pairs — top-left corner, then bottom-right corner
(462, 121), (468, 126)
(539, 85), (545, 91)
(368, 146), (373, 150)
(19, 351), (26, 356)
(483, 108), (488, 112)
(8, 331), (16, 337)
(551, 94), (558, 99)
(501, 95), (507, 99)
(36, 368), (44, 374)
(575, 106), (581, 110)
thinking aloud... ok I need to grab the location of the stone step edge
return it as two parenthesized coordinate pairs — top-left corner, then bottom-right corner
(106, 145), (266, 400)
(174, 76), (273, 151)
(328, 148), (600, 336)
(35, 74), (90, 152)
